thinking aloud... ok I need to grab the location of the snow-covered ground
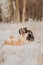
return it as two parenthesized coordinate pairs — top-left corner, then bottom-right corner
(0, 19), (43, 65)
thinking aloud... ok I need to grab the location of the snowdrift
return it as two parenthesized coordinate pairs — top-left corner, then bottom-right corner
(0, 20), (43, 65)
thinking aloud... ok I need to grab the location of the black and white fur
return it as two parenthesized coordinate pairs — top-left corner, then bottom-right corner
(19, 27), (34, 41)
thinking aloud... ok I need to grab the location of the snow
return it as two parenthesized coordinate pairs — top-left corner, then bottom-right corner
(0, 19), (43, 65)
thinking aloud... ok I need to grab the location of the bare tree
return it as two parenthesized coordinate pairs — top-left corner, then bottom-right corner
(22, 0), (26, 22)
(0, 5), (2, 22)
(15, 0), (20, 22)
(0, 0), (42, 22)
(41, 0), (43, 20)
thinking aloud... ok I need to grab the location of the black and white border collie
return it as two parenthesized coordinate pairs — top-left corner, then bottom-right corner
(19, 27), (34, 41)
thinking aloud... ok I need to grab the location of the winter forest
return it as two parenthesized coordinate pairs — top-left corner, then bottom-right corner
(0, 0), (43, 65)
(0, 0), (43, 22)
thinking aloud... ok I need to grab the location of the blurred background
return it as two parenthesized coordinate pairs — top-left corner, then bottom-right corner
(0, 0), (43, 23)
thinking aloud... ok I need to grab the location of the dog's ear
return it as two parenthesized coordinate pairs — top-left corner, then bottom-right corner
(19, 29), (20, 34)
(19, 28), (22, 34)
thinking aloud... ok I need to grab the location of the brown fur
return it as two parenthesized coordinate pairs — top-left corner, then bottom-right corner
(4, 39), (23, 46)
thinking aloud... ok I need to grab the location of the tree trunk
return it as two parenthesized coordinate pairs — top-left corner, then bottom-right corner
(0, 4), (2, 22)
(42, 0), (43, 20)
(15, 0), (20, 22)
(22, 0), (26, 22)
